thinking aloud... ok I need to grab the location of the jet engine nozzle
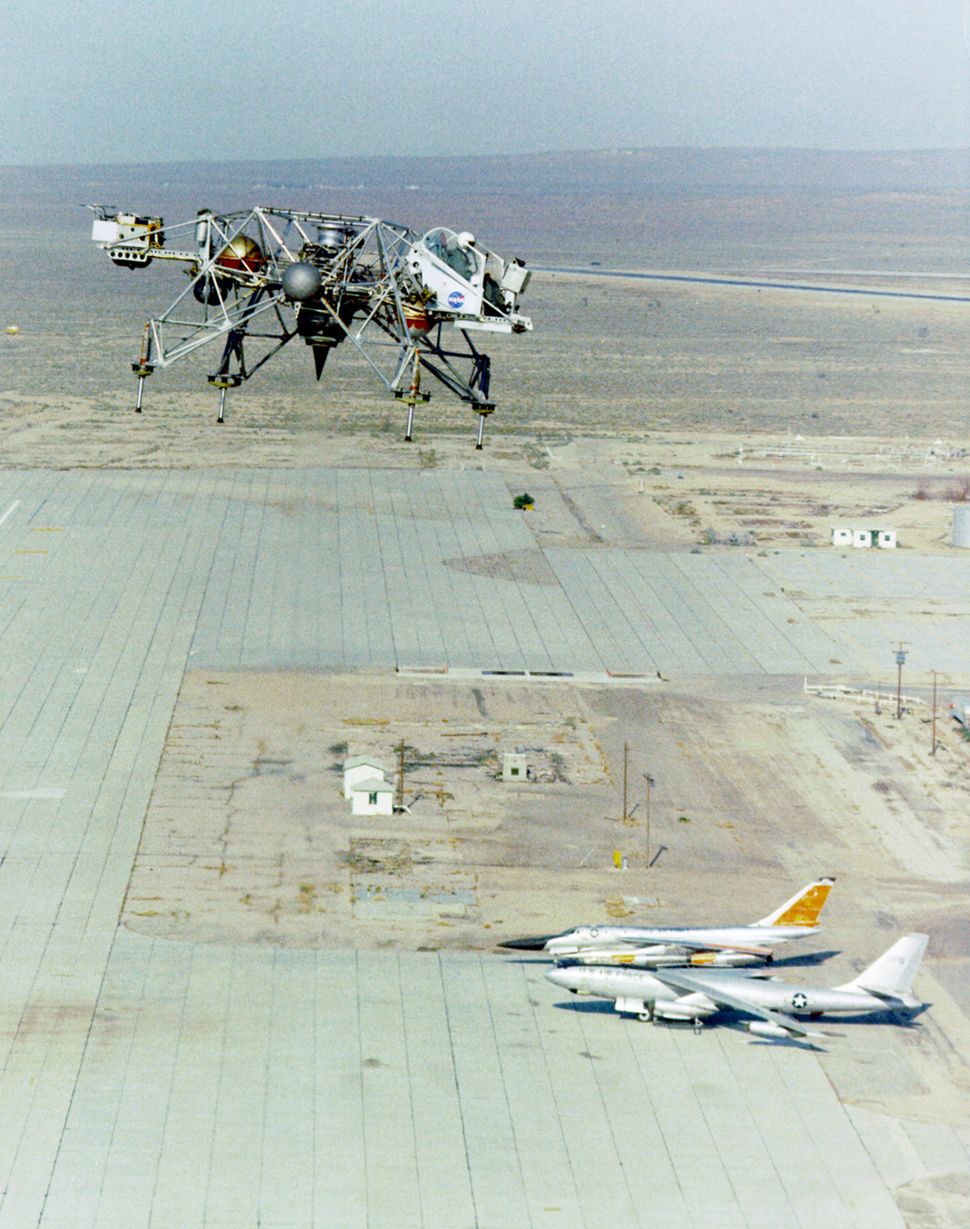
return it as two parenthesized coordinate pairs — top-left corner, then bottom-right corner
(282, 262), (323, 303)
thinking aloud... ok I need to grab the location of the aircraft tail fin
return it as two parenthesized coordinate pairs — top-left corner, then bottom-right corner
(753, 878), (835, 928)
(841, 933), (928, 998)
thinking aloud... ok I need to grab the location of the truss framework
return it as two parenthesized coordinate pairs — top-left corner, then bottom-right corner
(92, 205), (532, 446)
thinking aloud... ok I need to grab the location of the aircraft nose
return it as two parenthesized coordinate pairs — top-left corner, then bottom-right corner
(499, 935), (556, 951)
(544, 966), (580, 990)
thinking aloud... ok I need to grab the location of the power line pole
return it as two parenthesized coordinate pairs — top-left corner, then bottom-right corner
(893, 642), (909, 720)
(643, 774), (654, 869)
(931, 671), (939, 755)
(396, 740), (405, 812)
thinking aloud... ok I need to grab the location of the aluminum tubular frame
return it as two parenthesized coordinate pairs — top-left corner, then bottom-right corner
(133, 208), (503, 442)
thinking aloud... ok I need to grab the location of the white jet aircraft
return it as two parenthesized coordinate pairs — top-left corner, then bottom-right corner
(540, 878), (834, 967)
(544, 932), (929, 1040)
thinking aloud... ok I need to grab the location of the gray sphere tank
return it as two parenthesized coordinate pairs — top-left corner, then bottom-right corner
(281, 262), (322, 302)
(952, 505), (970, 547)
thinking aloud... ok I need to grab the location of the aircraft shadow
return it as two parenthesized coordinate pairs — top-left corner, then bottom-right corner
(822, 1004), (930, 1026)
(550, 998), (618, 1016)
(745, 1036), (828, 1052)
(765, 949), (841, 969)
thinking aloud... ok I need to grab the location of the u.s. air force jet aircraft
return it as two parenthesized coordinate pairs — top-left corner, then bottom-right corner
(545, 932), (929, 1040)
(535, 878), (834, 968)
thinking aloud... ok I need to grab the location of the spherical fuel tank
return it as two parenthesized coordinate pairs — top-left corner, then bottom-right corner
(402, 304), (432, 335)
(194, 276), (226, 306)
(216, 235), (264, 273)
(281, 262), (323, 302)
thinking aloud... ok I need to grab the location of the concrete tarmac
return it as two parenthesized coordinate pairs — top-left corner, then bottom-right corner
(0, 466), (965, 1227)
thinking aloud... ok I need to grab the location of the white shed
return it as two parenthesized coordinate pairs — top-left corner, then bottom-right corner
(502, 751), (528, 781)
(832, 526), (897, 549)
(343, 755), (386, 799)
(350, 777), (395, 816)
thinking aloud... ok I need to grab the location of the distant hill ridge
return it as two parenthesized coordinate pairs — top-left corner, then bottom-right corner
(4, 147), (970, 198)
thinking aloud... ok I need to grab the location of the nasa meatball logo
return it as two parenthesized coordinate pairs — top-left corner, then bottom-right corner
(791, 992), (809, 1010)
(447, 290), (465, 309)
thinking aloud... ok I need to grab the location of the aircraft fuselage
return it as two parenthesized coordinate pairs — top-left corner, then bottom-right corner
(544, 923), (811, 960)
(545, 964), (919, 1019)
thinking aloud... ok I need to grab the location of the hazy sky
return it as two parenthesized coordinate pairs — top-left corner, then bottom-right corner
(1, 0), (968, 165)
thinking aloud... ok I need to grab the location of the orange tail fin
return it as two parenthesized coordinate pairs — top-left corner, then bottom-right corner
(755, 878), (835, 928)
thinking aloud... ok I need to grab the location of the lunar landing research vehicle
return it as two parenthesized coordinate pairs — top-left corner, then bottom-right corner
(89, 205), (532, 446)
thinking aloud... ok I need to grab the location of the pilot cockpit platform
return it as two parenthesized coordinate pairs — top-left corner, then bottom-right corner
(408, 228), (532, 333)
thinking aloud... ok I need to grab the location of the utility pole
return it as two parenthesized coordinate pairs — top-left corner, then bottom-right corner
(931, 671), (939, 755)
(396, 740), (405, 812)
(643, 774), (654, 868)
(622, 742), (629, 821)
(893, 642), (909, 720)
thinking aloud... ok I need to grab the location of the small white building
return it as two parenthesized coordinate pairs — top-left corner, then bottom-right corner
(343, 755), (386, 799)
(350, 778), (395, 816)
(830, 527), (896, 549)
(502, 751), (528, 781)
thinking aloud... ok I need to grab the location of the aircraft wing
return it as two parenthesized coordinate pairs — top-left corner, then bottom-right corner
(652, 968), (826, 1038)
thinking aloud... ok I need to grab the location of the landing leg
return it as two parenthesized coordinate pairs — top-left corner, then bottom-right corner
(209, 334), (245, 423)
(475, 412), (486, 450)
(131, 356), (153, 413)
(396, 351), (427, 441)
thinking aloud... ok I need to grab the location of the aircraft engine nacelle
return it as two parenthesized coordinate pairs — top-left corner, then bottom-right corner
(691, 951), (762, 968)
(653, 1001), (707, 1022)
(747, 1021), (793, 1039)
